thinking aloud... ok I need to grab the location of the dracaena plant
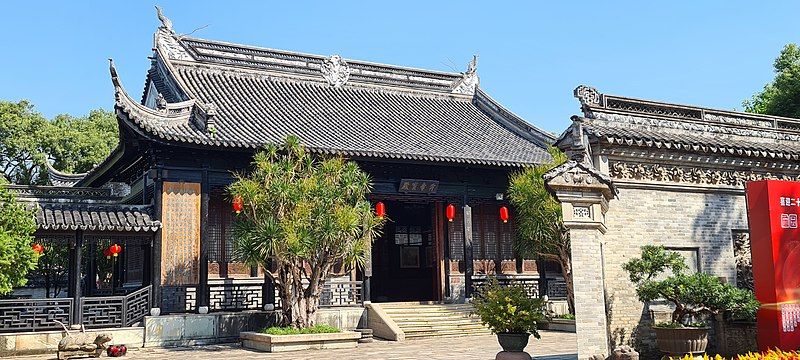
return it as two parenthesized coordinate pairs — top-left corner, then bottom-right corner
(623, 246), (759, 327)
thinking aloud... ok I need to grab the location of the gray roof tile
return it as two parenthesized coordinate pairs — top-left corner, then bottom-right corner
(32, 203), (160, 232)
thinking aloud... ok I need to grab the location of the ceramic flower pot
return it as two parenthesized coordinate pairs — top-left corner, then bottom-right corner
(653, 327), (709, 358)
(496, 332), (530, 352)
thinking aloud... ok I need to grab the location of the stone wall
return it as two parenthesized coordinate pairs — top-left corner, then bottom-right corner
(603, 185), (747, 354)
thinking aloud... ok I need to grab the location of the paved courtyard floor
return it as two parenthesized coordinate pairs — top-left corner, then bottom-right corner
(13, 331), (576, 360)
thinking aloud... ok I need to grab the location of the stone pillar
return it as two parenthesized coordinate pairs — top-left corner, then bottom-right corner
(545, 160), (616, 360)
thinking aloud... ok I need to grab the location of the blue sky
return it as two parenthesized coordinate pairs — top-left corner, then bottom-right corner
(1, 1), (797, 134)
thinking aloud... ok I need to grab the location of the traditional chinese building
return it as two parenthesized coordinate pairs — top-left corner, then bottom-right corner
(553, 85), (800, 357)
(5, 9), (564, 336)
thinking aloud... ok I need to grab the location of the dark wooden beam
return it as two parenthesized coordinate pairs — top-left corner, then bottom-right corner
(150, 168), (164, 311)
(71, 230), (83, 325)
(462, 203), (474, 299)
(197, 169), (211, 312)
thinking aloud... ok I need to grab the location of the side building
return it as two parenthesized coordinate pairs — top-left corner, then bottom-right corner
(557, 85), (797, 356)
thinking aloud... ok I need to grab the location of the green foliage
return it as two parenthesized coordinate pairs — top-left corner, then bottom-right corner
(508, 147), (574, 313)
(623, 246), (760, 326)
(508, 147), (567, 258)
(0, 101), (49, 184)
(0, 100), (118, 185)
(27, 242), (70, 298)
(744, 43), (800, 118)
(229, 136), (383, 328)
(45, 109), (118, 174)
(554, 313), (575, 320)
(471, 277), (545, 337)
(260, 324), (340, 335)
(0, 179), (38, 295)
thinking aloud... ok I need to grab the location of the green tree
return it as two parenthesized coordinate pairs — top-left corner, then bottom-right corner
(507, 147), (573, 313)
(0, 100), (119, 184)
(0, 101), (49, 184)
(623, 246), (759, 325)
(45, 109), (118, 174)
(0, 178), (39, 295)
(229, 136), (383, 328)
(744, 43), (800, 118)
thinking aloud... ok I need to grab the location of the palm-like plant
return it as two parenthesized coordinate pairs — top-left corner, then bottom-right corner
(228, 136), (383, 328)
(507, 147), (573, 313)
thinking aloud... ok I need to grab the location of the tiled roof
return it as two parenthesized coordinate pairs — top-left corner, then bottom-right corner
(559, 85), (800, 161)
(108, 28), (554, 168)
(45, 161), (87, 187)
(32, 203), (160, 232)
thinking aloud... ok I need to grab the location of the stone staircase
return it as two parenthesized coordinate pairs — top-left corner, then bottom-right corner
(378, 302), (490, 339)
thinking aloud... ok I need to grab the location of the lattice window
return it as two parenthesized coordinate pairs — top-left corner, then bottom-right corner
(448, 207), (464, 260)
(209, 191), (235, 263)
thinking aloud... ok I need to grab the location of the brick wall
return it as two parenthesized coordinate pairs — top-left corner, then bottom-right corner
(603, 186), (747, 353)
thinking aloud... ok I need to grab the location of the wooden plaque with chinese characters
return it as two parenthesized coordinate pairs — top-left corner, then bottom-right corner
(161, 182), (201, 285)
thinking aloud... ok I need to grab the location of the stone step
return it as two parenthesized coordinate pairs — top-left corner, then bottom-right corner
(404, 328), (491, 338)
(394, 318), (483, 326)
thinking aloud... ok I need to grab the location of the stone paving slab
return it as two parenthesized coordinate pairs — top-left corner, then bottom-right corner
(11, 331), (576, 360)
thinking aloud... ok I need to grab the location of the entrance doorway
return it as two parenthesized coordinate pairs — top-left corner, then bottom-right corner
(371, 201), (438, 302)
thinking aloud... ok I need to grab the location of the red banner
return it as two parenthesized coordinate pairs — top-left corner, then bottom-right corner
(746, 180), (800, 350)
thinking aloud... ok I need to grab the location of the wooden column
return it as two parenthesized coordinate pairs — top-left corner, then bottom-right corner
(262, 259), (275, 310)
(150, 168), (163, 311)
(197, 169), (211, 312)
(71, 231), (83, 325)
(443, 202), (451, 299)
(363, 239), (372, 302)
(462, 203), (474, 299)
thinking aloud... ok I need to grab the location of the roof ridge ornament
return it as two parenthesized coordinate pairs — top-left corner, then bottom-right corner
(451, 55), (480, 95)
(321, 55), (350, 88)
(155, 5), (174, 34)
(574, 85), (601, 106)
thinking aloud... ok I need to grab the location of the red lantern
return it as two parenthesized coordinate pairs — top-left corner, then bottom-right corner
(31, 244), (44, 255)
(232, 195), (244, 214)
(499, 206), (509, 223)
(375, 201), (385, 219)
(109, 244), (122, 257)
(446, 204), (456, 222)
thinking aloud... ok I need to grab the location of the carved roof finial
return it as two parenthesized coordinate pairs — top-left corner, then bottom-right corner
(108, 58), (121, 89)
(451, 54), (480, 95)
(466, 54), (478, 75)
(574, 85), (601, 106)
(155, 5), (174, 34)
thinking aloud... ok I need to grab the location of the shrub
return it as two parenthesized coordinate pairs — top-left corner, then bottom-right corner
(471, 277), (545, 338)
(260, 324), (340, 335)
(623, 246), (759, 327)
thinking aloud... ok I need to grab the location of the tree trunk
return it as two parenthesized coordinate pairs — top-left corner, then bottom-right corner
(558, 246), (575, 315)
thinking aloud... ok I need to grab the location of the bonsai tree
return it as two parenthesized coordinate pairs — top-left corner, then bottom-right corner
(0, 179), (39, 295)
(229, 136), (383, 328)
(471, 277), (546, 337)
(623, 246), (759, 326)
(508, 147), (574, 313)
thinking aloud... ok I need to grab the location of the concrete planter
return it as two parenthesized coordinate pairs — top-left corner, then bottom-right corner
(544, 319), (576, 333)
(653, 327), (709, 358)
(240, 331), (360, 352)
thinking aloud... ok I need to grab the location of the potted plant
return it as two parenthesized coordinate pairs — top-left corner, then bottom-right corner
(623, 246), (759, 358)
(471, 277), (545, 358)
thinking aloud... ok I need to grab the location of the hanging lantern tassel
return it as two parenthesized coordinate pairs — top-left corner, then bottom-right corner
(375, 201), (385, 219)
(446, 204), (456, 222)
(232, 195), (244, 214)
(103, 248), (112, 260)
(500, 206), (509, 223)
(32, 243), (44, 255)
